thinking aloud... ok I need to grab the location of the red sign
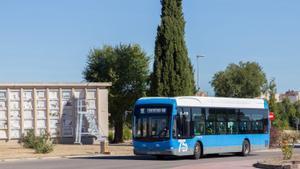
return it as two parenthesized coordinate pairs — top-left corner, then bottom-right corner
(269, 112), (275, 121)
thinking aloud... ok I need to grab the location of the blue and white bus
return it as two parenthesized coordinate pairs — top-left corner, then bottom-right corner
(132, 96), (270, 159)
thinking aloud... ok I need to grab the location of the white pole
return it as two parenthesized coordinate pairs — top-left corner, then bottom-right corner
(196, 55), (205, 91)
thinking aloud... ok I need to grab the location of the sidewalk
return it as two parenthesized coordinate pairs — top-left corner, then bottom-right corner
(0, 143), (297, 163)
(0, 142), (133, 161)
(172, 159), (258, 169)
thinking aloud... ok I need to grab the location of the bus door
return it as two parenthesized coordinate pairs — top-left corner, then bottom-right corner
(173, 107), (195, 155)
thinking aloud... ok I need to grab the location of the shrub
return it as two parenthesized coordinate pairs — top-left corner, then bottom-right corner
(22, 129), (36, 148)
(21, 130), (54, 154)
(281, 143), (293, 160)
(108, 130), (114, 143)
(34, 131), (54, 154)
(123, 125), (132, 141)
(280, 132), (298, 160)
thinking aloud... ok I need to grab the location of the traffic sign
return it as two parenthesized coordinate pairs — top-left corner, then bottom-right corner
(269, 112), (275, 121)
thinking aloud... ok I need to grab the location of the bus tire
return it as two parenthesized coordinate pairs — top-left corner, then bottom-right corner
(241, 140), (250, 156)
(193, 142), (201, 160)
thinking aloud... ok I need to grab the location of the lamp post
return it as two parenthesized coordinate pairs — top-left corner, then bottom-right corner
(196, 55), (205, 91)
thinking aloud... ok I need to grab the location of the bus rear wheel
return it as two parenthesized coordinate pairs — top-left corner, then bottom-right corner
(193, 142), (201, 160)
(241, 140), (250, 156)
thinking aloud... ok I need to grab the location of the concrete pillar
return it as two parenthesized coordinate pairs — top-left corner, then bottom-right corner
(20, 88), (24, 135)
(33, 88), (37, 136)
(6, 88), (10, 140)
(97, 88), (109, 138)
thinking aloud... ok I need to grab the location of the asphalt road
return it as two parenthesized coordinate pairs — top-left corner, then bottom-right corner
(1, 149), (299, 169)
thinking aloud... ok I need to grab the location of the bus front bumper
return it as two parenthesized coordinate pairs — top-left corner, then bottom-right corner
(134, 148), (177, 156)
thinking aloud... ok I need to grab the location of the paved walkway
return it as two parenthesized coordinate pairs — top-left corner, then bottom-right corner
(0, 142), (133, 160)
(172, 159), (257, 169)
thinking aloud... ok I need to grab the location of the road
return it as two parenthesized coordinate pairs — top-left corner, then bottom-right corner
(0, 149), (299, 169)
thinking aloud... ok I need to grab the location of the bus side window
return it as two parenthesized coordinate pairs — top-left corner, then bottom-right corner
(238, 109), (268, 134)
(191, 108), (205, 135)
(251, 110), (264, 134)
(216, 108), (227, 134)
(239, 109), (252, 134)
(227, 109), (238, 134)
(205, 108), (216, 135)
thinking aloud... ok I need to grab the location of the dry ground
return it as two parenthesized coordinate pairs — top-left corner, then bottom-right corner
(258, 154), (300, 165)
(0, 142), (133, 160)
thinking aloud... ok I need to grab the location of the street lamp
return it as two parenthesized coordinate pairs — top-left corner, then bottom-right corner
(196, 55), (205, 91)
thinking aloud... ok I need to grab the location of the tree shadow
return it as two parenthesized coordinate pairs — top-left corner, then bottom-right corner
(70, 153), (258, 161)
(70, 155), (180, 161)
(204, 153), (258, 159)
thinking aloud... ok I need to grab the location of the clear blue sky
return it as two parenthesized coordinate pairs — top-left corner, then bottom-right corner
(1, 1), (299, 94)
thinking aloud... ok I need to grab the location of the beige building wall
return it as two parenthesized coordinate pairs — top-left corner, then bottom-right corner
(0, 83), (111, 143)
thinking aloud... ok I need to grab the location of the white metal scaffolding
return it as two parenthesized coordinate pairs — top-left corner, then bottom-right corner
(74, 99), (104, 144)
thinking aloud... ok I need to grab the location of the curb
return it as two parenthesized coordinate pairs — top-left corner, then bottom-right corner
(255, 149), (281, 153)
(253, 162), (292, 169)
(0, 154), (108, 163)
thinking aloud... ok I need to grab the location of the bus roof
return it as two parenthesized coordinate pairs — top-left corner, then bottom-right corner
(136, 96), (268, 109)
(176, 96), (268, 109)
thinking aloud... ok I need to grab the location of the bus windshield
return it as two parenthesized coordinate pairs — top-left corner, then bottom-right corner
(133, 105), (172, 141)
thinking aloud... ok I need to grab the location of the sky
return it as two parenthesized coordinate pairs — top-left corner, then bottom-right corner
(0, 0), (300, 95)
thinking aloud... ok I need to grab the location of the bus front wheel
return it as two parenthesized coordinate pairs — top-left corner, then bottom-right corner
(241, 140), (250, 156)
(193, 142), (201, 160)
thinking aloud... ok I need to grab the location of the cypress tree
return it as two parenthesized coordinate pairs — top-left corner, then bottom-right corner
(150, 0), (195, 96)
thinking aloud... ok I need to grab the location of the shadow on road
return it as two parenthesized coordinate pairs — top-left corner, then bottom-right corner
(204, 153), (258, 159)
(71, 155), (173, 161)
(70, 153), (258, 161)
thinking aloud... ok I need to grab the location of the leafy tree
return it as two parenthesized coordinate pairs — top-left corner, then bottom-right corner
(294, 101), (300, 117)
(293, 101), (300, 129)
(277, 98), (296, 129)
(150, 0), (196, 96)
(265, 78), (282, 128)
(268, 78), (277, 112)
(264, 79), (300, 130)
(211, 61), (267, 98)
(83, 44), (149, 143)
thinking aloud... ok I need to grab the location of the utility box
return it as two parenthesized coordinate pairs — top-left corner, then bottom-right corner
(0, 83), (111, 144)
